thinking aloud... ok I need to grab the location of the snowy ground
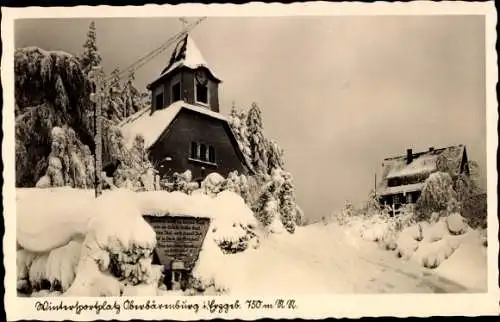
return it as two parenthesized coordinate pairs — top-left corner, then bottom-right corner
(211, 222), (485, 294)
(16, 188), (486, 296)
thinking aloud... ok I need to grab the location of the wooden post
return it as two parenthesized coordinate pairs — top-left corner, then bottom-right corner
(91, 66), (104, 198)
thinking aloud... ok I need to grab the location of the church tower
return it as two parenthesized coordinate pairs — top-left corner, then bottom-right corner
(147, 34), (222, 114)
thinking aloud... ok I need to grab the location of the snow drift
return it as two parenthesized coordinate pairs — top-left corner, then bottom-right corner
(17, 187), (260, 296)
(339, 210), (486, 291)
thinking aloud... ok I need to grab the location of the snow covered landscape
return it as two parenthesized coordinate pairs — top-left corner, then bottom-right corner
(16, 185), (487, 297)
(11, 16), (490, 300)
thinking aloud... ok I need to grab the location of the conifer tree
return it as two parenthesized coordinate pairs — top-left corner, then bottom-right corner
(122, 71), (141, 118)
(253, 168), (284, 226)
(295, 205), (306, 226)
(80, 21), (102, 76)
(227, 102), (251, 165)
(246, 102), (268, 174)
(266, 138), (285, 173)
(106, 68), (125, 123)
(278, 171), (296, 233)
(15, 47), (93, 187)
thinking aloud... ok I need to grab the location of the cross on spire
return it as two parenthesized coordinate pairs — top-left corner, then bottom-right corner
(179, 17), (189, 30)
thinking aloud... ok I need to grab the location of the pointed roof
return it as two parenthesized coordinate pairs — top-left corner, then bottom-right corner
(147, 34), (221, 89)
(118, 101), (254, 173)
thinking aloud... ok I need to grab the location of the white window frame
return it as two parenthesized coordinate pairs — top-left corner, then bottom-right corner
(188, 141), (217, 166)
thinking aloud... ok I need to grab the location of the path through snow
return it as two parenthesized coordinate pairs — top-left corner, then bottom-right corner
(221, 223), (473, 294)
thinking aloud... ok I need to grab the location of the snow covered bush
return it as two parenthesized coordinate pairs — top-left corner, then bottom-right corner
(278, 171), (297, 233)
(36, 126), (95, 188)
(334, 201), (356, 226)
(415, 172), (457, 221)
(209, 191), (259, 253)
(446, 213), (469, 235)
(394, 224), (423, 259)
(200, 172), (225, 196)
(359, 214), (393, 243)
(222, 171), (251, 204)
(395, 233), (420, 260)
(423, 218), (447, 242)
(66, 190), (158, 296)
(413, 238), (460, 269)
(45, 240), (83, 292)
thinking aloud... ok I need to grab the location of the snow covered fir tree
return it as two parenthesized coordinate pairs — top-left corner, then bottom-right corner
(13, 19), (488, 298)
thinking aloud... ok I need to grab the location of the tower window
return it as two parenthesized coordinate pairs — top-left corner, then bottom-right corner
(155, 93), (164, 110)
(195, 82), (208, 105)
(172, 82), (181, 103)
(208, 146), (215, 163)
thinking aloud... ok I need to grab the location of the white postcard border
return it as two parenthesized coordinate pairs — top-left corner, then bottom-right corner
(2, 2), (499, 320)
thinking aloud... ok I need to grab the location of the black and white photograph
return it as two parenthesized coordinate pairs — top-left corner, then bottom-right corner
(2, 2), (498, 320)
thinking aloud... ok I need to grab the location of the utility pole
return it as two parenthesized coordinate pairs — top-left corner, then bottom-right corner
(90, 66), (104, 198)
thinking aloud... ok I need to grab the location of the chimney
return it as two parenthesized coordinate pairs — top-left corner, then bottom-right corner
(406, 148), (413, 164)
(429, 147), (434, 152)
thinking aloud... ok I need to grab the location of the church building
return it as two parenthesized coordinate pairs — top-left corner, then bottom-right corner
(120, 34), (252, 182)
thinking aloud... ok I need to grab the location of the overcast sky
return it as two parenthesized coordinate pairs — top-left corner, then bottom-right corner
(15, 15), (487, 221)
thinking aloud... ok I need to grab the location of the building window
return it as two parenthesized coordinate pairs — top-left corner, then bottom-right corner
(199, 144), (207, 161)
(155, 93), (164, 110)
(208, 146), (215, 163)
(190, 141), (198, 159)
(195, 82), (208, 105)
(393, 194), (400, 205)
(189, 142), (216, 164)
(172, 82), (181, 103)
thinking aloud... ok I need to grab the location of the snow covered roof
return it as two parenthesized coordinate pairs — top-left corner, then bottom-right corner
(119, 100), (226, 150)
(385, 154), (437, 179)
(148, 34), (221, 88)
(376, 145), (466, 196)
(379, 182), (425, 197)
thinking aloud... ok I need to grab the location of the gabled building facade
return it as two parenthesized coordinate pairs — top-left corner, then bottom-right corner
(376, 145), (470, 214)
(120, 34), (252, 183)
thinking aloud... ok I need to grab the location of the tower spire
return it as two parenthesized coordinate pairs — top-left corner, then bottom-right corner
(179, 17), (189, 30)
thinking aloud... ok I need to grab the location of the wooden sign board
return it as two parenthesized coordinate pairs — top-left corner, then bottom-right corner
(144, 215), (211, 270)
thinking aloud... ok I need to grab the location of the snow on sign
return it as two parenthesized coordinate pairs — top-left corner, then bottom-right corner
(144, 215), (210, 270)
